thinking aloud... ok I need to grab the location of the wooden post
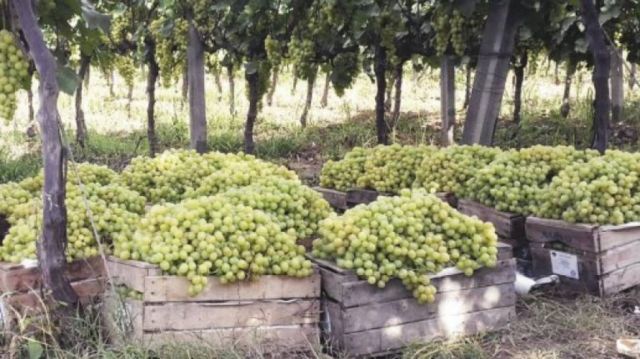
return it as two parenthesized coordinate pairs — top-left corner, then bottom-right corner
(441, 56), (455, 146)
(580, 0), (611, 154)
(461, 0), (520, 145)
(11, 0), (78, 305)
(187, 17), (207, 154)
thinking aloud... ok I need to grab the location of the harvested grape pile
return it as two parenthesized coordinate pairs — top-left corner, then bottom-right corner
(312, 190), (498, 303)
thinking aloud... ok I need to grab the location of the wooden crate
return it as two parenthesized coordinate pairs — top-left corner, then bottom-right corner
(0, 256), (105, 330)
(526, 217), (640, 296)
(457, 199), (526, 243)
(313, 243), (516, 357)
(313, 187), (457, 210)
(104, 257), (322, 351)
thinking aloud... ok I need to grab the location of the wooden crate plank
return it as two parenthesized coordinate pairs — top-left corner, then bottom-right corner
(458, 199), (525, 239)
(319, 267), (348, 303)
(141, 324), (319, 350)
(342, 282), (515, 333)
(103, 294), (144, 343)
(341, 259), (516, 308)
(529, 244), (601, 294)
(0, 256), (104, 292)
(143, 299), (319, 331)
(313, 187), (348, 210)
(107, 257), (161, 293)
(323, 299), (344, 349)
(598, 223), (640, 251)
(346, 189), (381, 205)
(435, 192), (458, 208)
(343, 306), (515, 357)
(2, 277), (105, 313)
(144, 272), (320, 302)
(526, 217), (598, 252)
(600, 262), (640, 296)
(598, 240), (640, 274)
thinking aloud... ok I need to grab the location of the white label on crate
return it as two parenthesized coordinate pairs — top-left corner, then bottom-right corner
(549, 250), (579, 279)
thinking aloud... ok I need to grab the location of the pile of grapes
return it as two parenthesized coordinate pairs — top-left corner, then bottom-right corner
(414, 145), (501, 194)
(120, 150), (297, 204)
(460, 146), (597, 214)
(120, 199), (313, 296)
(0, 29), (30, 122)
(320, 145), (434, 193)
(0, 164), (145, 262)
(312, 190), (498, 303)
(534, 151), (640, 225)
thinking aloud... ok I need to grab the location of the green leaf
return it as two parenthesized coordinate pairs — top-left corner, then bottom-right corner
(81, 0), (111, 34)
(57, 66), (81, 95)
(453, 0), (478, 17)
(26, 340), (43, 359)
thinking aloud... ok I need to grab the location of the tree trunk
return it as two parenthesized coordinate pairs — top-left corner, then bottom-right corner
(461, 0), (520, 145)
(513, 50), (528, 124)
(390, 62), (403, 129)
(581, 0), (611, 154)
(214, 69), (223, 102)
(227, 64), (236, 116)
(300, 72), (316, 128)
(385, 75), (395, 112)
(291, 73), (298, 94)
(629, 63), (636, 89)
(84, 65), (90, 89)
(267, 67), (278, 106)
(320, 71), (330, 108)
(187, 19), (207, 154)
(463, 64), (472, 109)
(441, 56), (456, 146)
(554, 61), (559, 85)
(75, 55), (90, 148)
(27, 87), (34, 123)
(182, 67), (188, 102)
(245, 69), (259, 154)
(560, 60), (576, 118)
(374, 44), (388, 145)
(126, 84), (133, 119)
(145, 36), (159, 157)
(11, 0), (78, 305)
(107, 69), (115, 97)
(610, 49), (623, 123)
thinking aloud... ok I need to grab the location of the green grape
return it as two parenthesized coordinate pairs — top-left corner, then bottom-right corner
(114, 57), (136, 91)
(535, 150), (640, 225)
(414, 145), (501, 193)
(122, 200), (313, 296)
(460, 146), (598, 214)
(0, 29), (31, 123)
(312, 190), (498, 304)
(151, 17), (188, 87)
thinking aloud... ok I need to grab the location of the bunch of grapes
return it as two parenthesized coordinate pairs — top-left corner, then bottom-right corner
(151, 17), (188, 87)
(460, 146), (598, 214)
(114, 56), (136, 92)
(534, 151), (640, 225)
(320, 147), (369, 191)
(356, 145), (435, 193)
(209, 177), (332, 241)
(330, 52), (360, 96)
(120, 200), (312, 296)
(0, 30), (30, 122)
(0, 182), (145, 263)
(312, 190), (498, 303)
(414, 145), (501, 194)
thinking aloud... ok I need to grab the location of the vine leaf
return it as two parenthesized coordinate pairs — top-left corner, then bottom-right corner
(80, 0), (111, 33)
(57, 65), (80, 95)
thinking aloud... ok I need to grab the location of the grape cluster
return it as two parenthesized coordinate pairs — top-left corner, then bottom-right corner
(0, 30), (30, 122)
(151, 17), (188, 87)
(461, 146), (598, 214)
(321, 145), (434, 193)
(414, 145), (501, 194)
(114, 57), (136, 91)
(209, 177), (332, 240)
(120, 200), (312, 296)
(535, 151), (640, 225)
(121, 150), (298, 204)
(312, 190), (498, 303)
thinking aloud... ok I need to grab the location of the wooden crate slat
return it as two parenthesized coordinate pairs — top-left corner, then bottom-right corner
(319, 267), (348, 302)
(313, 187), (348, 210)
(340, 259), (516, 308)
(457, 199), (525, 239)
(143, 272), (320, 302)
(598, 222), (640, 251)
(435, 192), (458, 208)
(342, 306), (515, 357)
(141, 324), (319, 349)
(323, 299), (344, 348)
(107, 257), (161, 293)
(143, 299), (319, 331)
(345, 189), (382, 205)
(0, 256), (104, 292)
(600, 262), (640, 296)
(2, 277), (104, 313)
(597, 240), (640, 274)
(103, 294), (144, 342)
(342, 282), (515, 333)
(526, 217), (598, 252)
